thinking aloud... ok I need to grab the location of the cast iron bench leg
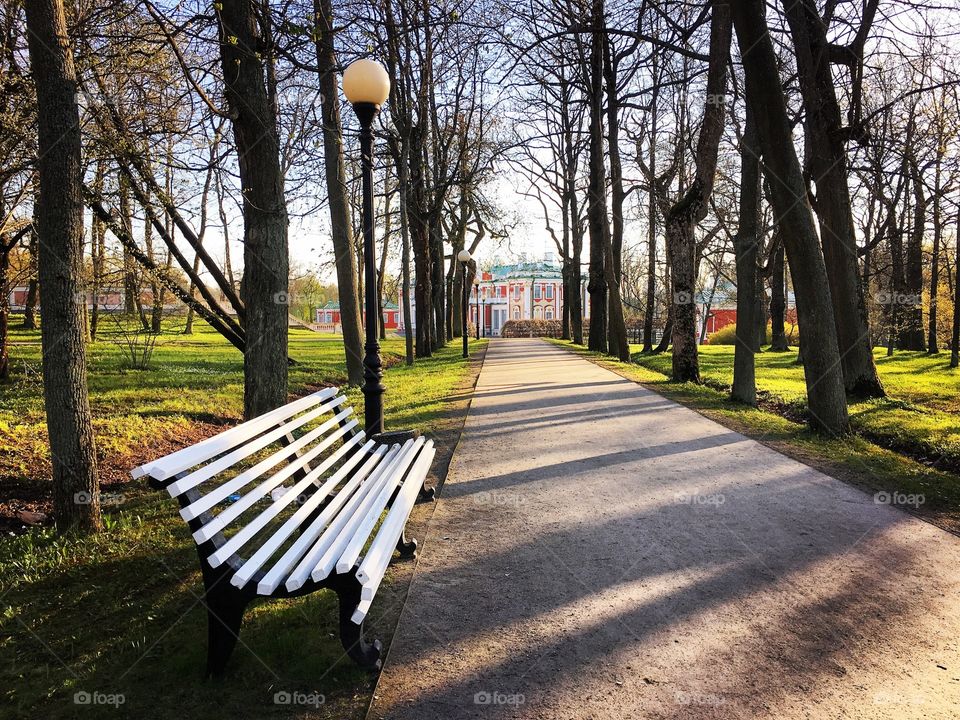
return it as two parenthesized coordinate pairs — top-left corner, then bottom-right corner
(200, 560), (250, 678)
(328, 572), (382, 670)
(396, 529), (417, 559)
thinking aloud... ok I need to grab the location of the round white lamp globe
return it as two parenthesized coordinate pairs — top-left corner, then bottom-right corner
(342, 59), (390, 106)
(457, 249), (472, 263)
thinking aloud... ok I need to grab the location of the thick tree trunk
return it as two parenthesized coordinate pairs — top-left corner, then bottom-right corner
(25, 0), (101, 532)
(217, 0), (289, 418)
(586, 0), (608, 354)
(731, 109), (760, 404)
(602, 31), (629, 359)
(666, 0), (731, 383)
(782, 0), (884, 397)
(409, 128), (433, 357)
(315, 0), (364, 384)
(732, 0), (849, 435)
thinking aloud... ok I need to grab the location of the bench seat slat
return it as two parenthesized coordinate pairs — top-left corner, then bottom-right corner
(207, 430), (367, 567)
(284, 444), (403, 592)
(132, 387), (338, 481)
(168, 397), (347, 498)
(350, 598), (372, 625)
(307, 439), (420, 584)
(191, 420), (360, 545)
(252, 446), (389, 594)
(357, 441), (436, 604)
(230, 439), (379, 589)
(181, 407), (352, 522)
(334, 436), (426, 575)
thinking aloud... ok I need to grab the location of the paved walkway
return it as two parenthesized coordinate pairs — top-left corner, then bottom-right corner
(367, 339), (960, 720)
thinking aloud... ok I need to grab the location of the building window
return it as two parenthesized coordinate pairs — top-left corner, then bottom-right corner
(513, 307), (520, 320)
(512, 284), (521, 300)
(534, 306), (542, 319)
(545, 307), (554, 320)
(533, 284), (541, 300)
(545, 285), (553, 300)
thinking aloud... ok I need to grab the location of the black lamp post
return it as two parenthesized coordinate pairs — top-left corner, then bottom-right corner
(344, 59), (390, 436)
(458, 249), (472, 358)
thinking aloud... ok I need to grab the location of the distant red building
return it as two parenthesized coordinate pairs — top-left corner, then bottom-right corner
(314, 300), (400, 332)
(697, 281), (797, 339)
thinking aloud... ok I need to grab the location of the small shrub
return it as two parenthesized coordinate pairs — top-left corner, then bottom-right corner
(706, 323), (772, 346)
(500, 319), (563, 338)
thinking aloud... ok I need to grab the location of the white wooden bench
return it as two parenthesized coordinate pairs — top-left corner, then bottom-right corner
(130, 386), (436, 675)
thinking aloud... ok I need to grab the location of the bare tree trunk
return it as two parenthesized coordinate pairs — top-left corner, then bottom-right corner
(315, 0), (364, 384)
(951, 204), (960, 368)
(396, 139), (415, 365)
(928, 153), (943, 353)
(586, 0), (608, 354)
(666, 0), (731, 382)
(430, 226), (445, 349)
(732, 108), (760, 404)
(25, 0), (101, 532)
(89, 162), (105, 339)
(118, 175), (137, 317)
(732, 0), (849, 435)
(782, 0), (884, 397)
(769, 239), (789, 351)
(23, 224), (38, 330)
(217, 0), (289, 418)
(0, 240), (10, 380)
(602, 29), (628, 360)
(901, 147), (926, 350)
(560, 75), (583, 346)
(642, 65), (658, 353)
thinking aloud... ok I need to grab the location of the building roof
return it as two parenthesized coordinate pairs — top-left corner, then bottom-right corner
(488, 260), (563, 280)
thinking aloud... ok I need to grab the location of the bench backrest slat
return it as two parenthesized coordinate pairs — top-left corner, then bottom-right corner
(194, 420), (361, 547)
(167, 397), (347, 497)
(131, 387), (339, 481)
(207, 431), (367, 568)
(179, 406), (352, 521)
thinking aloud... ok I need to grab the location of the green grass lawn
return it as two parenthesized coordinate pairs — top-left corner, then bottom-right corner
(549, 340), (960, 534)
(628, 345), (960, 473)
(1, 320), (484, 719)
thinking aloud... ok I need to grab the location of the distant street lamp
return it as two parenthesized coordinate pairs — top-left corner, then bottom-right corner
(458, 249), (472, 358)
(343, 59), (390, 435)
